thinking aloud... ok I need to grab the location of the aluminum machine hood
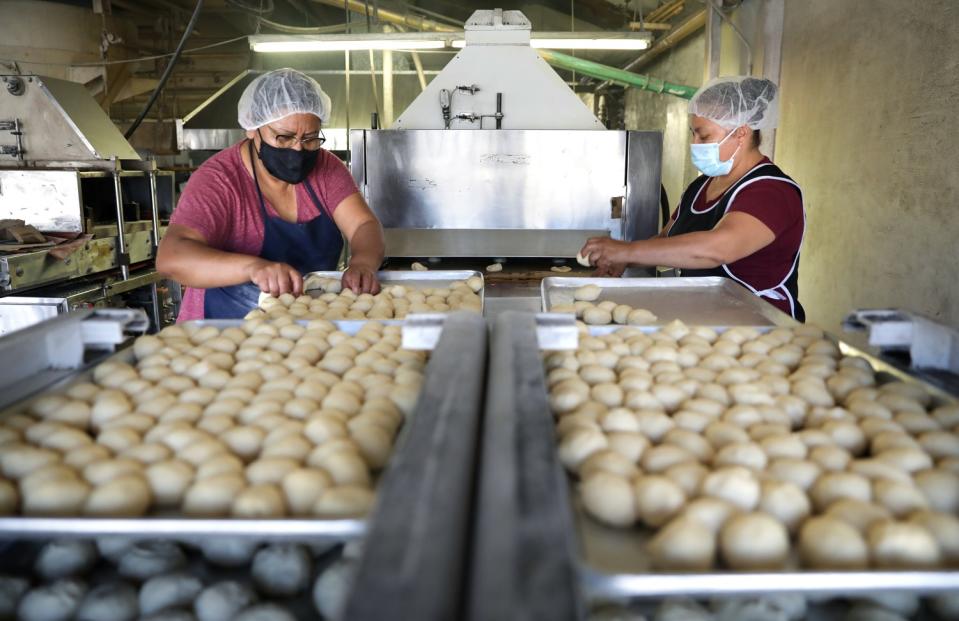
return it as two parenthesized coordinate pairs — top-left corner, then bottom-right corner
(351, 8), (662, 262)
(394, 9), (603, 130)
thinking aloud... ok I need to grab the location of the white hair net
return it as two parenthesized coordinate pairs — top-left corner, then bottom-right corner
(688, 76), (779, 131)
(237, 68), (332, 130)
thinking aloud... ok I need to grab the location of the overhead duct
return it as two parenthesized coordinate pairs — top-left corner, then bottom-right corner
(538, 49), (697, 99)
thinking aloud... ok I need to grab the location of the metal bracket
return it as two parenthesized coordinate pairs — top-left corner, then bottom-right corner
(843, 308), (959, 373)
(81, 308), (149, 350)
(0, 118), (24, 160)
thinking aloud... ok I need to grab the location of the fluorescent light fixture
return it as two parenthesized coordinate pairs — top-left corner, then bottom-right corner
(250, 31), (651, 53)
(249, 33), (453, 53)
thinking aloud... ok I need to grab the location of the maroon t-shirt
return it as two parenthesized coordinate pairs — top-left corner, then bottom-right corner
(667, 159), (804, 316)
(170, 141), (359, 321)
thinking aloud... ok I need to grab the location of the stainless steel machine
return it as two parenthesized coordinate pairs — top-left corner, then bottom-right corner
(0, 74), (177, 334)
(349, 9), (663, 265)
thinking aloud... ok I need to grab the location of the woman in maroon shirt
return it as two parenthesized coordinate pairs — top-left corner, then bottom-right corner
(581, 77), (806, 321)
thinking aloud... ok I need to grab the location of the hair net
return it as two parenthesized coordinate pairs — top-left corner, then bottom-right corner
(238, 68), (332, 130)
(688, 76), (779, 131)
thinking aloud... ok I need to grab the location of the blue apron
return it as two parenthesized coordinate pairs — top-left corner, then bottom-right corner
(203, 141), (344, 319)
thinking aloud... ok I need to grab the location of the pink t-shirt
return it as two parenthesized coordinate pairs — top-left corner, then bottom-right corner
(170, 141), (359, 321)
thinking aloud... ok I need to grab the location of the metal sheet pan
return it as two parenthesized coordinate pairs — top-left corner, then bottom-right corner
(306, 269), (485, 310)
(540, 276), (795, 327)
(565, 335), (959, 599)
(0, 317), (450, 540)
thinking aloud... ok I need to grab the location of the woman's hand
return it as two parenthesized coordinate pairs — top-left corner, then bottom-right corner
(342, 265), (381, 294)
(247, 259), (303, 296)
(580, 237), (633, 274)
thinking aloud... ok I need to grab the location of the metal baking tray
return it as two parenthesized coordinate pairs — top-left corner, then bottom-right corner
(0, 315), (480, 541)
(569, 336), (959, 599)
(476, 312), (959, 618)
(540, 276), (795, 327)
(306, 269), (485, 310)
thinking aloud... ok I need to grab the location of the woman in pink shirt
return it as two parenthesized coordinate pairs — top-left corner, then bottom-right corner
(157, 68), (384, 320)
(581, 77), (806, 321)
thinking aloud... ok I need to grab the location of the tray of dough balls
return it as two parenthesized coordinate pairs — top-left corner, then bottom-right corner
(0, 317), (432, 538)
(544, 320), (959, 597)
(0, 536), (363, 621)
(252, 270), (485, 321)
(542, 276), (794, 327)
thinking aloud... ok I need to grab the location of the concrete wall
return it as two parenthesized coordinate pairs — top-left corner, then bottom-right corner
(775, 0), (959, 331)
(623, 34), (705, 221)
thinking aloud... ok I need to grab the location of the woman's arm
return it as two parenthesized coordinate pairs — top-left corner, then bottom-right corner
(581, 212), (776, 272)
(332, 192), (385, 293)
(156, 224), (304, 296)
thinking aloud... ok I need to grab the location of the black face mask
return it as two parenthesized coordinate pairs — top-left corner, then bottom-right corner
(256, 130), (319, 184)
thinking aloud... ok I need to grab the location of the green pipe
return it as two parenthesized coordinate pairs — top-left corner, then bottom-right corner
(538, 49), (697, 100)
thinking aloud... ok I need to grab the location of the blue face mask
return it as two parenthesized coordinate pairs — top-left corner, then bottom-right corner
(690, 129), (740, 177)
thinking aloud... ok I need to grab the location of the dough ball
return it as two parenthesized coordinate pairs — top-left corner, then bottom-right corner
(350, 423), (394, 470)
(0, 478), (17, 514)
(139, 572), (203, 616)
(182, 474), (246, 516)
(824, 499), (892, 535)
(641, 444), (697, 473)
(908, 510), (959, 565)
(798, 516), (868, 569)
(714, 442), (768, 471)
(312, 485), (375, 518)
(33, 539), (97, 581)
(758, 480), (811, 534)
(648, 515), (716, 571)
(583, 308), (613, 325)
(808, 445), (851, 471)
(281, 468), (333, 516)
(868, 520), (941, 569)
(199, 537), (260, 568)
(231, 484), (286, 518)
(84, 474), (151, 517)
(848, 458), (913, 485)
(809, 471), (872, 511)
(234, 604), (296, 621)
(605, 432), (649, 464)
(634, 475), (686, 528)
(663, 429), (714, 462)
(18, 579), (87, 621)
(22, 476), (91, 516)
(654, 599), (712, 621)
(719, 512), (789, 570)
(580, 471), (636, 527)
(873, 479), (929, 517)
(759, 434), (808, 460)
(918, 431), (959, 460)
(681, 497), (739, 534)
(574, 284), (601, 301)
(312, 558), (357, 620)
(193, 581), (258, 621)
(700, 466), (760, 511)
(627, 308), (657, 325)
(76, 582), (138, 621)
(251, 544), (312, 597)
(579, 450), (640, 480)
(843, 602), (907, 621)
(664, 462), (709, 498)
(876, 447), (934, 473)
(915, 469), (959, 514)
(1, 445), (61, 479)
(0, 575), (29, 620)
(118, 541), (186, 581)
(558, 428), (608, 471)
